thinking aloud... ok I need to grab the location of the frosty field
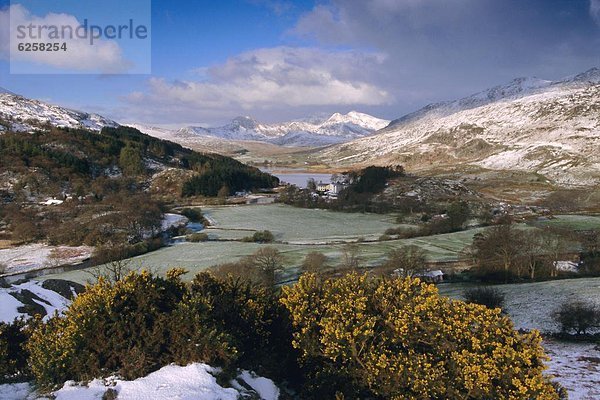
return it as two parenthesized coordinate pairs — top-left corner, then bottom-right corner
(438, 277), (600, 399)
(438, 277), (600, 332)
(42, 204), (487, 283)
(202, 204), (401, 243)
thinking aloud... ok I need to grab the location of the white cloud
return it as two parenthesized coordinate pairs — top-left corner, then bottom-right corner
(291, 0), (600, 115)
(1, 4), (131, 73)
(123, 47), (392, 124)
(591, 0), (600, 26)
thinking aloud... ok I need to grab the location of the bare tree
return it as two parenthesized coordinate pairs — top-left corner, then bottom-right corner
(382, 245), (427, 277)
(338, 244), (361, 273)
(243, 247), (284, 288)
(301, 251), (328, 275)
(472, 222), (526, 281)
(87, 259), (133, 283)
(540, 229), (572, 278)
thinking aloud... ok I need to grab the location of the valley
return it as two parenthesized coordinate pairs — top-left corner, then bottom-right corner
(1, 66), (600, 400)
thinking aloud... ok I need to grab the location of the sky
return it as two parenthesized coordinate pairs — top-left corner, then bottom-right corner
(0, 0), (599, 127)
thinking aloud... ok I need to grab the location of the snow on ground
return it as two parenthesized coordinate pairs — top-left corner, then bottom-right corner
(0, 280), (72, 323)
(234, 370), (280, 400)
(0, 364), (278, 400)
(0, 244), (93, 275)
(13, 281), (71, 318)
(544, 340), (600, 400)
(161, 213), (189, 231)
(0, 291), (27, 323)
(0, 383), (34, 400)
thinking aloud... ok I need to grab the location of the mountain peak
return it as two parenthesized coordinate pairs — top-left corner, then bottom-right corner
(230, 116), (259, 130)
(565, 67), (600, 84)
(325, 111), (390, 130)
(388, 75), (554, 128)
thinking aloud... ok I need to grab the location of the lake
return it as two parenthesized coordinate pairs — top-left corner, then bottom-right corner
(261, 168), (333, 188)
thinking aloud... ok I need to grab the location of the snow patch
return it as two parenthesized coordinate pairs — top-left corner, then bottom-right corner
(0, 383), (34, 400)
(52, 364), (249, 400)
(161, 214), (189, 231)
(0, 281), (71, 323)
(0, 244), (93, 275)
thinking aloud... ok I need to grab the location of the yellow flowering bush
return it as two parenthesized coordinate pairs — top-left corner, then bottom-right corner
(281, 273), (559, 399)
(27, 270), (236, 389)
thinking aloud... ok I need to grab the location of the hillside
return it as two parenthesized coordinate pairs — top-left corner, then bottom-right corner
(317, 68), (600, 186)
(0, 91), (118, 132)
(0, 123), (278, 248)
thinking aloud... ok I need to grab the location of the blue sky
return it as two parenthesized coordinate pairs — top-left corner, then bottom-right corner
(0, 0), (599, 126)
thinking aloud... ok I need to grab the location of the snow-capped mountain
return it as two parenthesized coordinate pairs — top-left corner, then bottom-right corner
(126, 123), (250, 154)
(180, 111), (390, 147)
(0, 89), (118, 132)
(318, 67), (600, 186)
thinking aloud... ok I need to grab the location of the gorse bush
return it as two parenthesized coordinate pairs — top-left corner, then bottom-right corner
(242, 230), (275, 243)
(25, 269), (292, 390)
(190, 273), (297, 379)
(26, 270), (237, 389)
(22, 270), (560, 398)
(281, 273), (559, 399)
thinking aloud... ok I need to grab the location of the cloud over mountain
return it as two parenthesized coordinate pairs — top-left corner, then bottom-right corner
(124, 46), (392, 124)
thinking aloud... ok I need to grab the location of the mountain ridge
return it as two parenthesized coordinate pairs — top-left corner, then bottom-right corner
(179, 111), (390, 147)
(317, 67), (600, 186)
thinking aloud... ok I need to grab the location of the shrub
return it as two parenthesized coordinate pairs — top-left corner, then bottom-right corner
(0, 319), (31, 383)
(553, 300), (600, 335)
(253, 230), (275, 243)
(178, 208), (206, 224)
(463, 286), (506, 311)
(187, 232), (209, 242)
(26, 270), (236, 389)
(242, 230), (275, 243)
(190, 273), (297, 380)
(281, 273), (559, 399)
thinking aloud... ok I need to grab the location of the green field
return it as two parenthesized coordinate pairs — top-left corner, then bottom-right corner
(42, 204), (487, 284)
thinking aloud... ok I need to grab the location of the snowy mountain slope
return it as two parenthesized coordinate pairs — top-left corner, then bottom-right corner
(318, 68), (600, 185)
(181, 111), (390, 147)
(387, 77), (553, 129)
(127, 123), (252, 154)
(0, 91), (118, 132)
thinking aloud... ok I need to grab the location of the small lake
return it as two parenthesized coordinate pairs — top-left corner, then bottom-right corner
(261, 168), (333, 188)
